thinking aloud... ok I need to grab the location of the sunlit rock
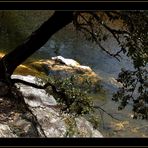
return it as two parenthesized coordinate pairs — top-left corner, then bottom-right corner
(77, 65), (92, 71)
(52, 56), (80, 67)
(29, 56), (101, 83)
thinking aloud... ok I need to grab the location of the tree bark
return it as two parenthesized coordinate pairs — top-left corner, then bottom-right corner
(0, 11), (73, 81)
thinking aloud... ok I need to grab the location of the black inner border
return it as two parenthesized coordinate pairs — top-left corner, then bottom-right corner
(0, 1), (147, 9)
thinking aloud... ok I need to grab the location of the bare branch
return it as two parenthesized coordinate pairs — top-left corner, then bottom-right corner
(93, 105), (121, 121)
(74, 11), (131, 60)
(77, 25), (121, 61)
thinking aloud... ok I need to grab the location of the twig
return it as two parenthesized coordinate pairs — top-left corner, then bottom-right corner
(98, 109), (105, 129)
(93, 105), (121, 121)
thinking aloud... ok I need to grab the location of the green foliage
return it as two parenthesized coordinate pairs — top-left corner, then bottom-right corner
(64, 116), (78, 137)
(46, 75), (94, 116)
(87, 114), (100, 129)
(74, 10), (148, 120)
(111, 11), (148, 119)
(112, 68), (148, 119)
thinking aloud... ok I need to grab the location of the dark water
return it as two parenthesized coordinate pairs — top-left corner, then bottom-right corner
(0, 11), (148, 137)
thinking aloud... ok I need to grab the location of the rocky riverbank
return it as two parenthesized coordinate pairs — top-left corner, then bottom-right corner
(0, 56), (104, 137)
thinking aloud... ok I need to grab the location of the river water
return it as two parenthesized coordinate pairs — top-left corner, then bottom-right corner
(0, 11), (148, 137)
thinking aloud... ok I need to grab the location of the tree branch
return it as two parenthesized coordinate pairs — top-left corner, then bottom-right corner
(74, 12), (132, 61)
(93, 105), (121, 121)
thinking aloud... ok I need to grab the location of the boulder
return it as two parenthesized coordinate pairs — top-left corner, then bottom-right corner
(0, 75), (103, 137)
(28, 56), (101, 86)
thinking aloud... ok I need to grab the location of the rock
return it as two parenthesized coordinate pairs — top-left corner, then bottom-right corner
(51, 56), (80, 67)
(75, 117), (103, 137)
(10, 118), (37, 137)
(0, 124), (17, 137)
(23, 57), (102, 97)
(0, 56), (104, 137)
(77, 65), (92, 71)
(15, 56), (101, 85)
(31, 107), (104, 137)
(29, 56), (101, 84)
(31, 107), (67, 137)
(12, 75), (57, 107)
(7, 75), (103, 137)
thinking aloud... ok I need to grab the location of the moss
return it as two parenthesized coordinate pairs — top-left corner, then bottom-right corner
(14, 64), (46, 79)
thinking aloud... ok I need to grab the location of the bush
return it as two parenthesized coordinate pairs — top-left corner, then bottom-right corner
(45, 75), (94, 116)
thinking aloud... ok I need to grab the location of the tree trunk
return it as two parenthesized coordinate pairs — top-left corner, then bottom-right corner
(0, 11), (73, 81)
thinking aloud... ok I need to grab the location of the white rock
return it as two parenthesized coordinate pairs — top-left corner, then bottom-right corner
(52, 56), (80, 67)
(12, 75), (57, 107)
(0, 124), (17, 137)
